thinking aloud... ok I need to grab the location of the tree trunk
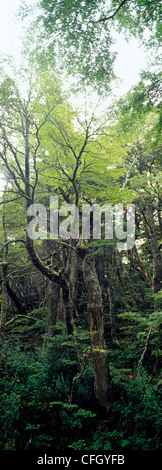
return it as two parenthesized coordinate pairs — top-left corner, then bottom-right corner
(46, 280), (60, 336)
(83, 251), (112, 412)
(0, 263), (8, 330)
(146, 205), (162, 294)
(26, 236), (75, 336)
(46, 251), (60, 336)
(24, 110), (31, 209)
(61, 277), (74, 335)
(157, 198), (162, 235)
(70, 250), (80, 316)
(108, 275), (120, 347)
(57, 288), (66, 324)
(0, 210), (8, 329)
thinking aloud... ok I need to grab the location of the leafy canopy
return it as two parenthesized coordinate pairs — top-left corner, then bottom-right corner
(26, 0), (162, 90)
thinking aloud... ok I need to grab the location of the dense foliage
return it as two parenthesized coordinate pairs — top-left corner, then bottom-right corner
(0, 309), (161, 450)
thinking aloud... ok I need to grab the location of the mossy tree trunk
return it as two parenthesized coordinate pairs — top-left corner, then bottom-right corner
(70, 250), (80, 317)
(0, 262), (8, 330)
(46, 279), (60, 336)
(0, 210), (8, 330)
(83, 251), (112, 412)
(146, 204), (162, 294)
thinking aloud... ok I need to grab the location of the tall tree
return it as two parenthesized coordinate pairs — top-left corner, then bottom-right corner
(112, 72), (162, 294)
(0, 69), (117, 410)
(0, 71), (76, 335)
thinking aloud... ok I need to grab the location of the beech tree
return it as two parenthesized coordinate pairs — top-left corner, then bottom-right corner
(0, 69), (117, 410)
(0, 71), (75, 333)
(0, 68), (161, 450)
(113, 72), (162, 295)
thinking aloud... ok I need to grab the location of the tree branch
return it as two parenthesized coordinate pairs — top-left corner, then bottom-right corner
(0, 239), (26, 255)
(0, 196), (23, 205)
(122, 155), (138, 189)
(5, 315), (38, 326)
(0, 151), (28, 200)
(131, 244), (153, 288)
(138, 327), (152, 373)
(93, 0), (129, 23)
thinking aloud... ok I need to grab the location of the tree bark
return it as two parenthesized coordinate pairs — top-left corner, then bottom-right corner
(0, 210), (8, 329)
(157, 198), (162, 235)
(57, 288), (66, 324)
(61, 277), (74, 335)
(46, 280), (60, 336)
(83, 251), (112, 412)
(45, 251), (61, 337)
(24, 111), (31, 209)
(108, 274), (120, 347)
(146, 205), (162, 294)
(0, 262), (8, 329)
(70, 250), (80, 316)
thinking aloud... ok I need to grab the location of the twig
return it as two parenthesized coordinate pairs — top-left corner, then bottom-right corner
(0, 239), (26, 255)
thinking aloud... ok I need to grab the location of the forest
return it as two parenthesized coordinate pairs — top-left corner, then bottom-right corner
(0, 0), (161, 455)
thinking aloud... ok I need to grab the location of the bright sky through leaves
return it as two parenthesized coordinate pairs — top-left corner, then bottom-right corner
(0, 0), (151, 190)
(0, 0), (149, 95)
